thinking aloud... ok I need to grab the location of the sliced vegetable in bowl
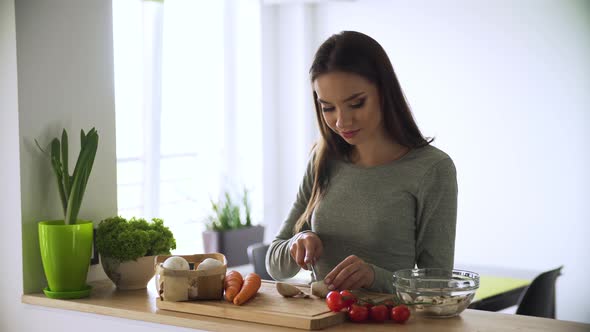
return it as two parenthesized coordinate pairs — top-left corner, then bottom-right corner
(393, 268), (479, 318)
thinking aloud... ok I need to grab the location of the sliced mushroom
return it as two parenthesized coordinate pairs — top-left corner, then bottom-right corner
(311, 280), (330, 298)
(276, 282), (309, 298)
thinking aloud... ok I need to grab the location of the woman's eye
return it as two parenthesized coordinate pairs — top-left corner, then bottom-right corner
(350, 99), (366, 109)
(321, 106), (335, 112)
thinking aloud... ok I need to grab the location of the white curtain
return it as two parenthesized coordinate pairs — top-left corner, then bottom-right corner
(113, 0), (265, 254)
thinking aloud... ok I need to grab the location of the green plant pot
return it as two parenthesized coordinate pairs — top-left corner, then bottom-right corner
(38, 220), (93, 296)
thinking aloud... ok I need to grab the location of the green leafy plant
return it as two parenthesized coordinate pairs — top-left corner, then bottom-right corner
(36, 128), (99, 225)
(205, 189), (253, 231)
(96, 216), (177, 262)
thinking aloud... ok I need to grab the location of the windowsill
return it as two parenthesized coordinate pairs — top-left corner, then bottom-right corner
(19, 265), (313, 332)
(20, 279), (590, 331)
(21, 279), (293, 331)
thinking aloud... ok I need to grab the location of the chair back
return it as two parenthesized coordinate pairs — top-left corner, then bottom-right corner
(516, 266), (563, 318)
(247, 242), (273, 280)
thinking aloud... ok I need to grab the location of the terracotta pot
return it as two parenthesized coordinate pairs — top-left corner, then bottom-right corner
(101, 255), (155, 290)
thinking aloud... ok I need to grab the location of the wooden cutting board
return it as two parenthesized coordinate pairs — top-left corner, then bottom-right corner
(156, 281), (346, 330)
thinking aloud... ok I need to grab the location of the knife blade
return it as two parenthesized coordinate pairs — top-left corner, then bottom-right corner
(309, 263), (319, 282)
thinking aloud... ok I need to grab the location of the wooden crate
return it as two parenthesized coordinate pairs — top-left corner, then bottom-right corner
(154, 253), (227, 301)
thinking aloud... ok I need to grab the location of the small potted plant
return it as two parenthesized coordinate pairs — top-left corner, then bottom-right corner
(202, 189), (264, 267)
(96, 216), (176, 290)
(36, 128), (98, 299)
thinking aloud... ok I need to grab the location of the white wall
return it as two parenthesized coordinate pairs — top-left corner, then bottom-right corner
(1, 0), (198, 331)
(261, 3), (319, 242)
(15, 0), (117, 294)
(314, 0), (590, 323)
(1, 0), (24, 329)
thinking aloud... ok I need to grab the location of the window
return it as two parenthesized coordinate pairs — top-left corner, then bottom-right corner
(112, 0), (263, 254)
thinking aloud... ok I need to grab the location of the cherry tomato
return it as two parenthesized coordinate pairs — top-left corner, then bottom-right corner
(326, 291), (345, 312)
(369, 304), (389, 322)
(391, 304), (411, 323)
(382, 299), (396, 309)
(339, 290), (357, 308)
(348, 304), (369, 322)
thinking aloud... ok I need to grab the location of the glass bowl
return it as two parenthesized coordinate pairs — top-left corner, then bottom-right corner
(392, 268), (479, 318)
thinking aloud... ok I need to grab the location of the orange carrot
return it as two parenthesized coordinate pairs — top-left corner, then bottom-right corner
(233, 273), (262, 305)
(224, 270), (244, 302)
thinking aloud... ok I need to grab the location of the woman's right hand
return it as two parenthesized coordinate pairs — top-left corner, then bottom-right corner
(290, 232), (323, 270)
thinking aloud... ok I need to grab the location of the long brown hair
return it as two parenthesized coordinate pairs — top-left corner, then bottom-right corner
(293, 31), (432, 233)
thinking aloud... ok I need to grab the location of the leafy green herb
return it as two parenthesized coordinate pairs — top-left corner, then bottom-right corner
(96, 216), (176, 261)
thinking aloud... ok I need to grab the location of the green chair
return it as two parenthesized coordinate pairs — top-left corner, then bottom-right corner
(516, 266), (563, 319)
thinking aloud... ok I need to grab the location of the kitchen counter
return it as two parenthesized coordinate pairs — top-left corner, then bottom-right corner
(21, 279), (589, 332)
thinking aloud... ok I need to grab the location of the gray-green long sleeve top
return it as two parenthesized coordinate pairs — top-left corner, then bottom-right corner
(265, 145), (458, 293)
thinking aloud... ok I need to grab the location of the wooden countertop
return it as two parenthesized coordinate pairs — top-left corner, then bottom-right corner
(21, 279), (589, 332)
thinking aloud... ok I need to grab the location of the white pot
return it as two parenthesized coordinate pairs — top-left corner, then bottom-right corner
(101, 255), (156, 290)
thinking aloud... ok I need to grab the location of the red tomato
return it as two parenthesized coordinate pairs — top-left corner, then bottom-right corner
(339, 290), (357, 308)
(391, 304), (411, 323)
(348, 304), (369, 322)
(369, 304), (389, 322)
(382, 299), (396, 309)
(326, 291), (345, 312)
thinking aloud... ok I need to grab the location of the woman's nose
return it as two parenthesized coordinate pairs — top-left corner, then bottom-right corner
(335, 109), (352, 129)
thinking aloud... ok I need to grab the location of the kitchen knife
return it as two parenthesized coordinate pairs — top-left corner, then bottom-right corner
(309, 263), (319, 282)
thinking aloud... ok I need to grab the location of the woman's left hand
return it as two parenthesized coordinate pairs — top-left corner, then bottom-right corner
(323, 255), (375, 291)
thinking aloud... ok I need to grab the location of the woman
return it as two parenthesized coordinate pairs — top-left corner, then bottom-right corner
(266, 31), (457, 293)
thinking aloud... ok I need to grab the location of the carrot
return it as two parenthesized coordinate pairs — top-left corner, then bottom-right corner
(233, 273), (262, 305)
(224, 270), (244, 302)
